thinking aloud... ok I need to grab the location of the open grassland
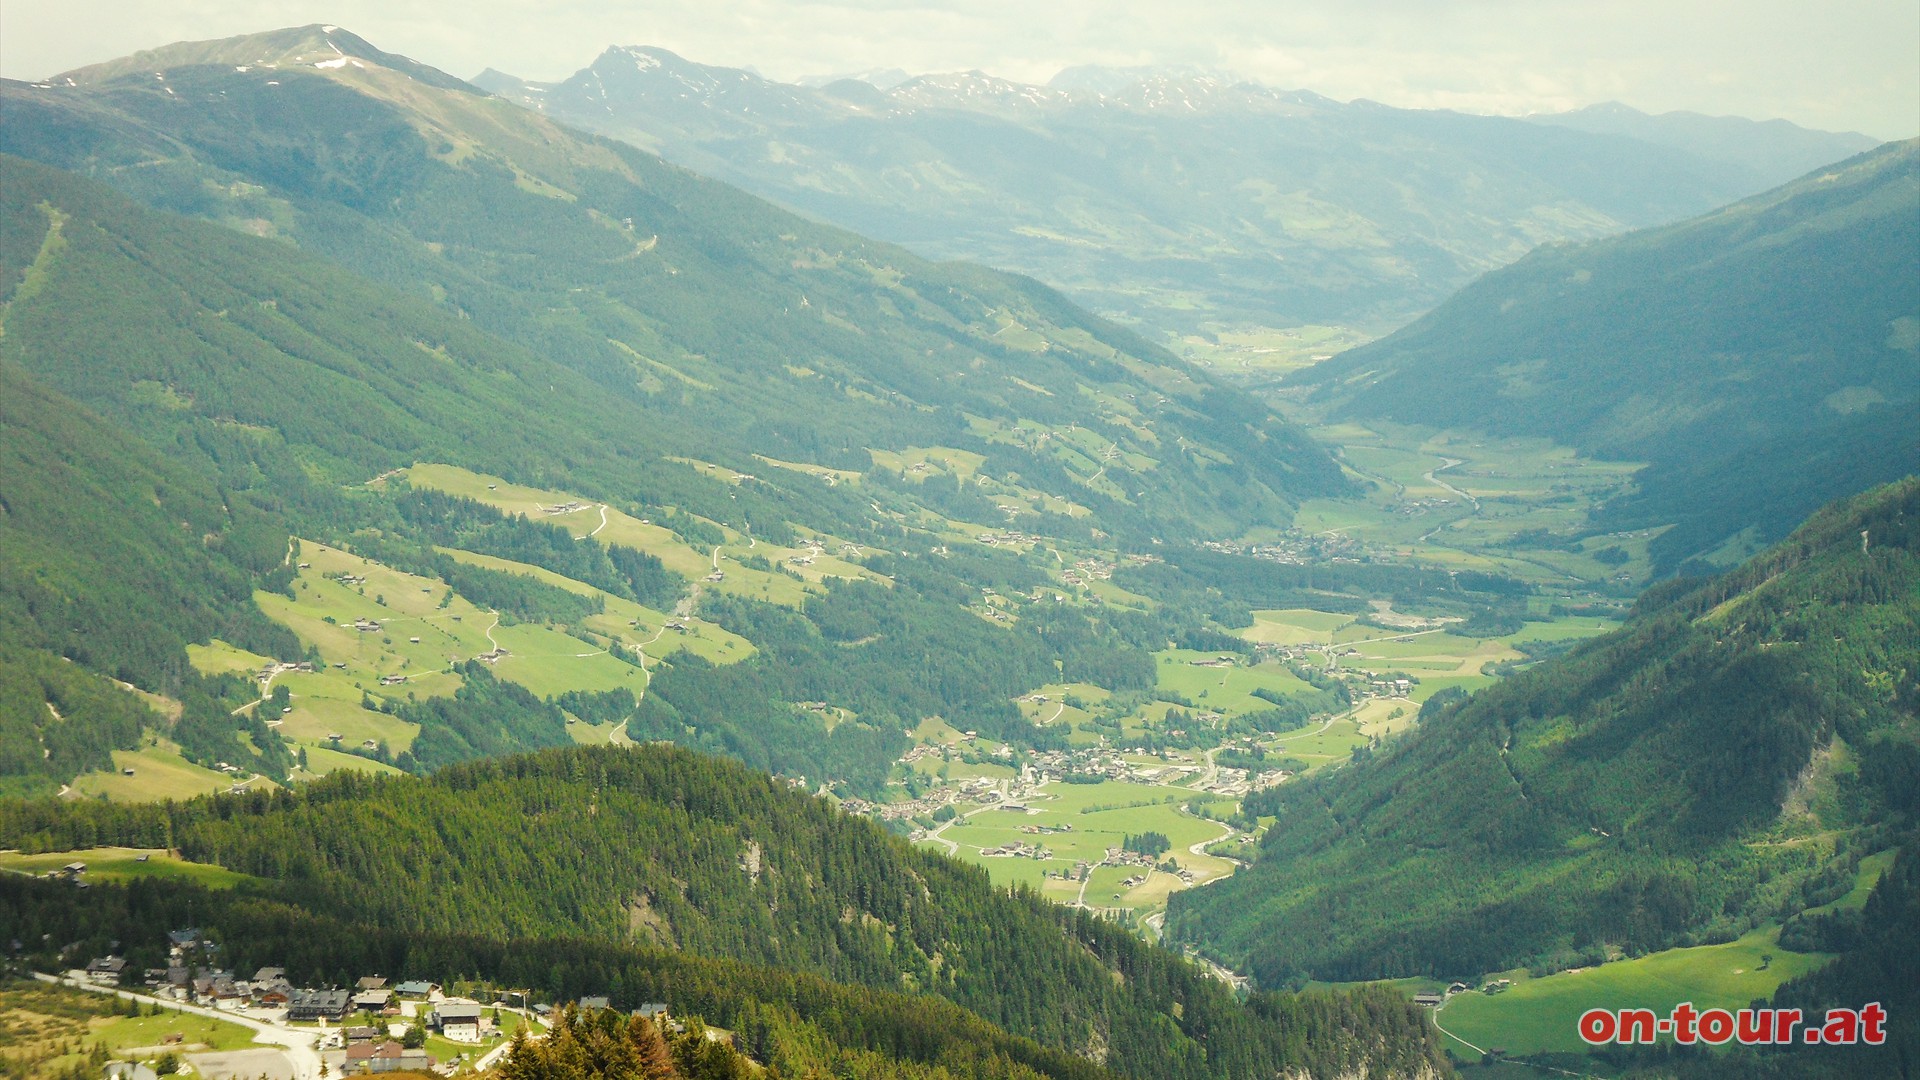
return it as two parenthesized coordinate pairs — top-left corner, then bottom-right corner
(185, 640), (273, 677)
(1438, 927), (1833, 1056)
(68, 745), (264, 802)
(0, 980), (260, 1079)
(1154, 651), (1314, 715)
(0, 847), (256, 889)
(920, 777), (1239, 925)
(439, 547), (751, 664)
(405, 463), (870, 607)
(298, 743), (407, 778)
(1178, 325), (1373, 377)
(1283, 423), (1650, 589)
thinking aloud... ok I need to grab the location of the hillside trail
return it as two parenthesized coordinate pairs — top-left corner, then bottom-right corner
(608, 622), (673, 747)
(588, 504), (609, 536)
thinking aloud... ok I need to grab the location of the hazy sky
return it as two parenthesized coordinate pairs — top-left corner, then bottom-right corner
(5, 1), (1916, 139)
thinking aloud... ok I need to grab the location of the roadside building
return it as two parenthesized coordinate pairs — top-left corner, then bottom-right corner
(435, 1002), (484, 1042)
(288, 988), (352, 1022)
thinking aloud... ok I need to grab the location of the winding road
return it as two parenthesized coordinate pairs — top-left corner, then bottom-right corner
(34, 972), (322, 1080)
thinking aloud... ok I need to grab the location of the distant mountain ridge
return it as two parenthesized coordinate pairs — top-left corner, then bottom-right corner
(470, 46), (1874, 338)
(1293, 139), (1920, 572)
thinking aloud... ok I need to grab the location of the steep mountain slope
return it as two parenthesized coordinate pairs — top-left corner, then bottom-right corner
(3, 27), (1494, 814)
(1293, 140), (1920, 571)
(472, 46), (1856, 337)
(0, 744), (1455, 1080)
(1167, 479), (1919, 985)
(0, 357), (299, 797)
(1, 25), (1347, 543)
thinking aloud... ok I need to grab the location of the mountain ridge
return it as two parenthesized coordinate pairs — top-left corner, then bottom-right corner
(1291, 138), (1920, 571)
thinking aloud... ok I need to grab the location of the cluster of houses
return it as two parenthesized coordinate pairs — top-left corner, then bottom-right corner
(256, 661), (318, 683)
(1059, 558), (1114, 589)
(1198, 532), (1364, 565)
(979, 840), (1051, 860)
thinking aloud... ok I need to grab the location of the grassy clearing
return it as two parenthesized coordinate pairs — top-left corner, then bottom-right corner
(0, 980), (261, 1078)
(0, 847), (255, 889)
(1154, 650), (1314, 715)
(1439, 927), (1832, 1056)
(922, 777), (1237, 924)
(298, 743), (406, 778)
(68, 745), (255, 802)
(185, 640), (274, 677)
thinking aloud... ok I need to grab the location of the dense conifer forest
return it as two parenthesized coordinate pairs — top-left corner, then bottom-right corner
(0, 744), (1453, 1079)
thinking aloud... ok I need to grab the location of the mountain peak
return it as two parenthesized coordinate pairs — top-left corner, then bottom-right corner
(54, 24), (481, 95)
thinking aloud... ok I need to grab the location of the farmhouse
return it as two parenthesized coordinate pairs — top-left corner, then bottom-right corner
(435, 1002), (484, 1042)
(288, 988), (351, 1021)
(86, 956), (128, 984)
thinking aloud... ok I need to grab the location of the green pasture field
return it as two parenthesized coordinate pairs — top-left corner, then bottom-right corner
(185, 639), (274, 677)
(438, 547), (750, 664)
(1178, 324), (1372, 377)
(923, 778), (1239, 921)
(299, 743), (406, 778)
(487, 623), (648, 698)
(1155, 651), (1314, 715)
(0, 847), (255, 889)
(260, 541), (495, 684)
(7, 979), (263, 1079)
(275, 686), (422, 754)
(68, 745), (261, 802)
(1437, 926), (1833, 1056)
(1281, 423), (1652, 588)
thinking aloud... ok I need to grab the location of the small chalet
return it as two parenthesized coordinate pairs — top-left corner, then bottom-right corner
(86, 956), (128, 984)
(578, 995), (611, 1011)
(435, 1002), (484, 1042)
(393, 980), (436, 999)
(345, 1039), (431, 1075)
(288, 988), (351, 1022)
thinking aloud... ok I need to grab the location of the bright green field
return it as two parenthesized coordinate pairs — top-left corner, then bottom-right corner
(921, 777), (1238, 922)
(1154, 651), (1314, 715)
(0, 847), (255, 889)
(69, 745), (262, 802)
(1438, 926), (1833, 1056)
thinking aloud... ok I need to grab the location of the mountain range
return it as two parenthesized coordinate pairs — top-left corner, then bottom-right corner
(471, 48), (1875, 339)
(0, 22), (1913, 1080)
(1293, 139), (1919, 572)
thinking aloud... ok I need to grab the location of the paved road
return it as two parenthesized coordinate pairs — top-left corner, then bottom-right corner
(34, 973), (321, 1080)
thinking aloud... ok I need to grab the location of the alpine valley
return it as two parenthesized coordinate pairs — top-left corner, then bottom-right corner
(0, 23), (1913, 1080)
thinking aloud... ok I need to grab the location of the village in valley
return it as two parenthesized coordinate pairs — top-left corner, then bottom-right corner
(23, 911), (702, 1080)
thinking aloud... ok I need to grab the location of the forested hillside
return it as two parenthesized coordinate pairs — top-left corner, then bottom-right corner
(1168, 479), (1919, 985)
(0, 744), (1454, 1080)
(0, 24), (1403, 801)
(0, 357), (298, 796)
(1, 25), (1349, 540)
(1292, 140), (1919, 571)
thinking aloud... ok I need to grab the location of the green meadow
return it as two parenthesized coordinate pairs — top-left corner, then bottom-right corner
(0, 846), (256, 889)
(1438, 926), (1833, 1056)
